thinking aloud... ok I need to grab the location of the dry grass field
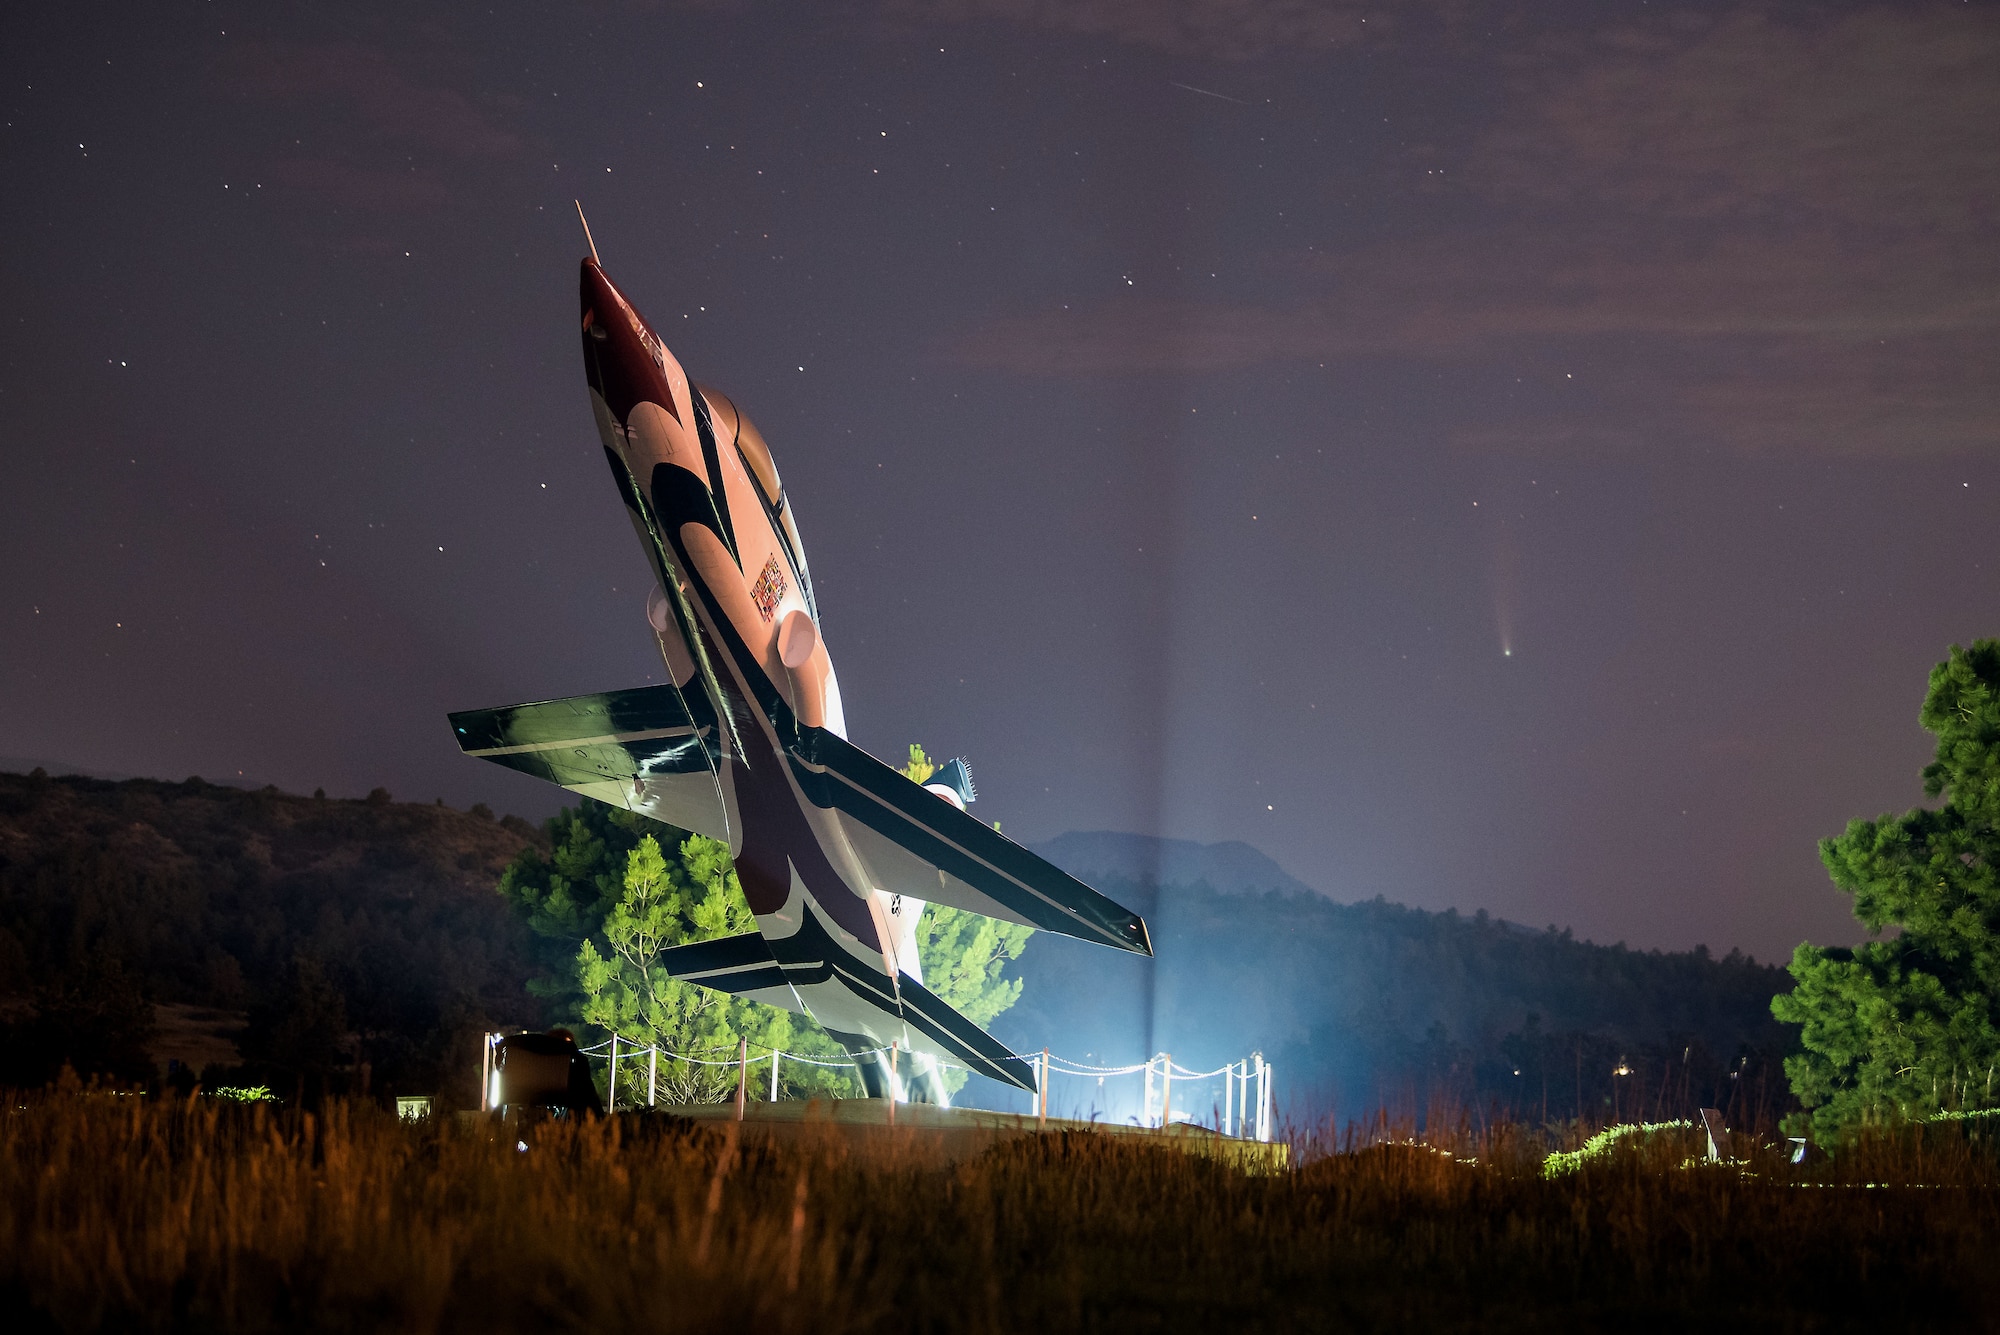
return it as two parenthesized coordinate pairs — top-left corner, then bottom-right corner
(4, 1086), (1997, 1333)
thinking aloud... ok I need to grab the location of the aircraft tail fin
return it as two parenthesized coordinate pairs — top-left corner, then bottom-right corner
(655, 932), (807, 1016)
(658, 934), (1036, 1093)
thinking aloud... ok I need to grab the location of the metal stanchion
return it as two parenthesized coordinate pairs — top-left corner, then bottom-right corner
(734, 1037), (748, 1122)
(1263, 1063), (1275, 1143)
(480, 1032), (494, 1113)
(608, 1034), (620, 1114)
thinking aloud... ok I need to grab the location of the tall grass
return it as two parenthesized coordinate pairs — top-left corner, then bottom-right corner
(4, 1086), (1998, 1332)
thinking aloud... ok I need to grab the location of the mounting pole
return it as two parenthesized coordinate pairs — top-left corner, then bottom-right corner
(574, 200), (601, 265)
(608, 1034), (619, 1114)
(735, 1037), (748, 1121)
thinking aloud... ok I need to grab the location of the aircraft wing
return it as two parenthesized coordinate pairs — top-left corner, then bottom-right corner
(787, 729), (1153, 956)
(448, 684), (730, 841)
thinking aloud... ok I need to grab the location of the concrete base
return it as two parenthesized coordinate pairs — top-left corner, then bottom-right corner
(623, 1098), (1289, 1171)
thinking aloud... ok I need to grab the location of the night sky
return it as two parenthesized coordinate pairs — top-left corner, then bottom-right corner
(4, 1), (1995, 965)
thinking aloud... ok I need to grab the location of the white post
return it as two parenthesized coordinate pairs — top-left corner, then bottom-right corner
(608, 1034), (620, 1114)
(1162, 1053), (1173, 1128)
(735, 1037), (748, 1122)
(1223, 1062), (1233, 1137)
(1038, 1049), (1049, 1127)
(1144, 1058), (1155, 1127)
(1259, 1058), (1273, 1143)
(648, 1044), (658, 1108)
(770, 1050), (780, 1102)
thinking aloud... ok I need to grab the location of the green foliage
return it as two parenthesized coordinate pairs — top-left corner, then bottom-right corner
(1541, 1120), (1696, 1177)
(900, 745), (1033, 1093)
(207, 1085), (277, 1103)
(916, 906), (1030, 1096)
(916, 906), (1029, 1030)
(578, 833), (840, 1103)
(498, 800), (656, 1014)
(495, 802), (858, 1101)
(1774, 640), (2000, 1140)
(902, 744), (939, 786)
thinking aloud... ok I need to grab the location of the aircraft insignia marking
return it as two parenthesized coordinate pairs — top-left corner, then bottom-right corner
(750, 554), (787, 622)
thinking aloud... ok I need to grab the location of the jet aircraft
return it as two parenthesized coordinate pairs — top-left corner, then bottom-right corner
(450, 230), (1153, 1103)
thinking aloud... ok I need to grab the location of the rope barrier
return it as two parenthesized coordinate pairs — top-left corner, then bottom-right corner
(578, 1037), (896, 1065)
(580, 1037), (1243, 1080)
(511, 1032), (1277, 1142)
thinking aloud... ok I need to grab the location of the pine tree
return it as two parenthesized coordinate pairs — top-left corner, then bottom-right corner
(576, 834), (802, 1103)
(496, 803), (856, 1100)
(497, 740), (1036, 1103)
(1773, 640), (2000, 1139)
(497, 800), (653, 1014)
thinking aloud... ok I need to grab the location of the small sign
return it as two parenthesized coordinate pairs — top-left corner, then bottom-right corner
(396, 1096), (432, 1122)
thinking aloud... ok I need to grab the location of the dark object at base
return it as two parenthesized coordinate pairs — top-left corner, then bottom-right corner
(493, 1031), (601, 1115)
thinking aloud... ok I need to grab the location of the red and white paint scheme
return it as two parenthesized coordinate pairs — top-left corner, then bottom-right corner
(451, 229), (1151, 1102)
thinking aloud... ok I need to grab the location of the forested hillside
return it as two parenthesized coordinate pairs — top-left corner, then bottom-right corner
(0, 773), (1798, 1123)
(1003, 834), (1795, 1125)
(0, 769), (544, 1103)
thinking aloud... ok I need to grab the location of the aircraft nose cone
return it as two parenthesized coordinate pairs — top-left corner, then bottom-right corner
(579, 258), (682, 426)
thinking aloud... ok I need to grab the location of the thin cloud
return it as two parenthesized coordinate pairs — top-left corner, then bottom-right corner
(951, 4), (2000, 458)
(264, 159), (456, 214)
(953, 232), (2000, 457)
(882, 0), (1393, 59)
(958, 231), (1999, 363)
(229, 40), (522, 160)
(1475, 5), (1999, 236)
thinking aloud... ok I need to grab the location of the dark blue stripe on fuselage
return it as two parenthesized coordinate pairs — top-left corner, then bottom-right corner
(641, 459), (1148, 954)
